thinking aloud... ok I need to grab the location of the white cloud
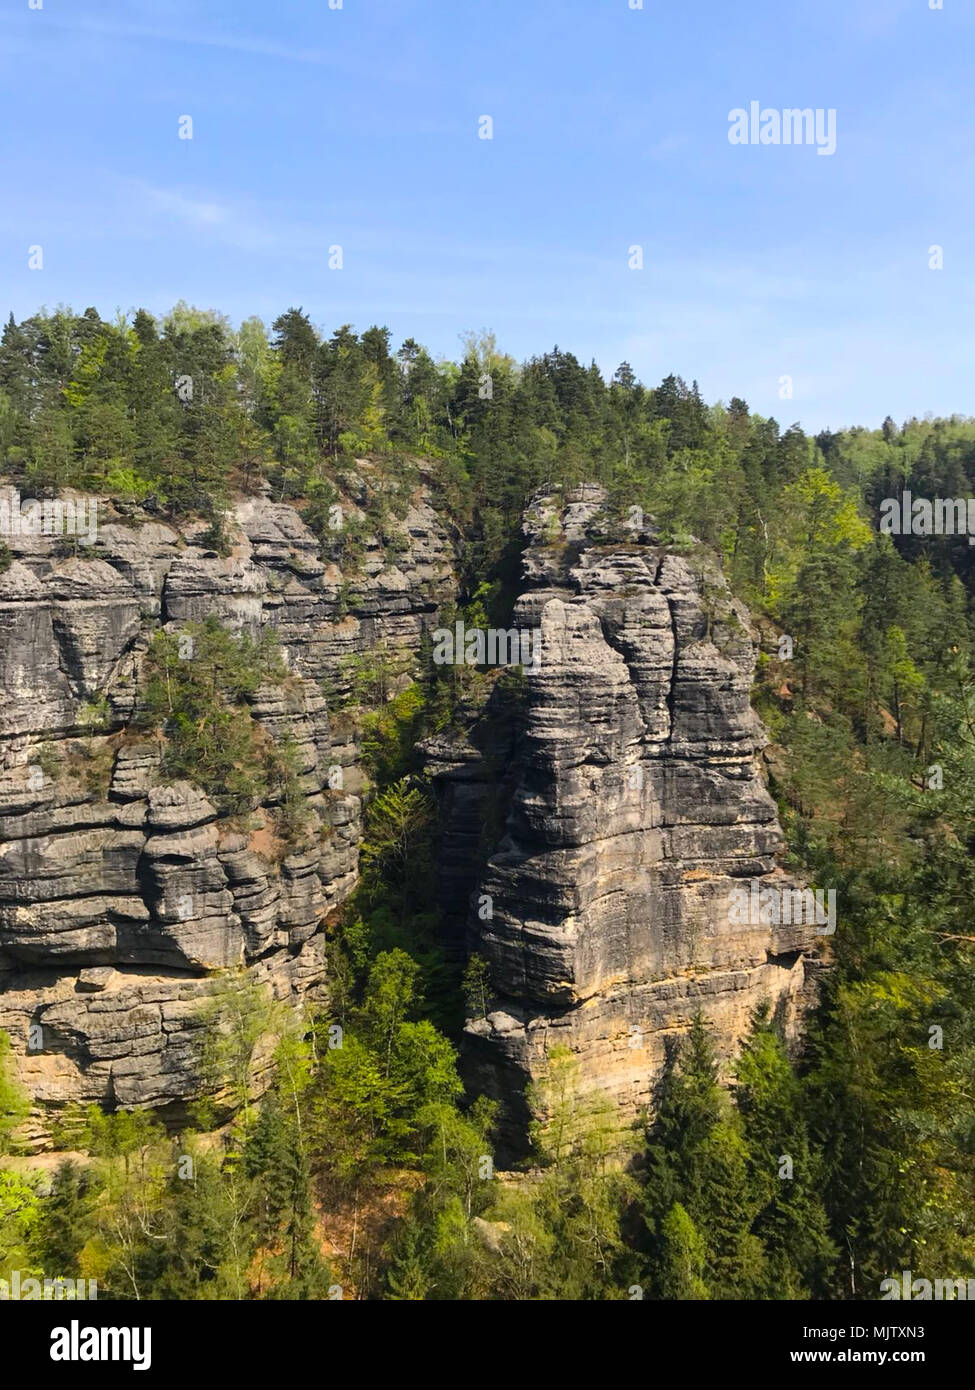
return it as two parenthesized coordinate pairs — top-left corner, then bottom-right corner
(28, 15), (339, 67)
(143, 186), (227, 228)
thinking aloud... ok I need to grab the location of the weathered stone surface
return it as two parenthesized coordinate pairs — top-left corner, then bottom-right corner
(2, 471), (819, 1159)
(0, 470), (455, 1145)
(428, 488), (822, 1156)
(77, 966), (116, 992)
(0, 939), (327, 1138)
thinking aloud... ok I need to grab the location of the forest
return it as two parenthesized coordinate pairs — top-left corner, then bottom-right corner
(1, 303), (973, 1300)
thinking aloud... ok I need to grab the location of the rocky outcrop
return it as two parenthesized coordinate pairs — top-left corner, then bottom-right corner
(428, 487), (822, 1155)
(0, 471), (454, 1144)
(2, 470), (821, 1157)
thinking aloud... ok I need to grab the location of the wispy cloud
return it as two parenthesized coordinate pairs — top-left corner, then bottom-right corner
(124, 179), (382, 262)
(129, 181), (302, 254)
(0, 12), (340, 67)
(143, 186), (227, 228)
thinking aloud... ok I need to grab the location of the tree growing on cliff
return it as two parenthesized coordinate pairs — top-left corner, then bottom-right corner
(0, 1031), (29, 1155)
(141, 616), (289, 815)
(360, 782), (434, 900)
(461, 954), (492, 1021)
(196, 974), (286, 1130)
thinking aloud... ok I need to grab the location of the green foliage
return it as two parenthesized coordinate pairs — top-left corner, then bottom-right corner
(0, 1031), (29, 1155)
(0, 1168), (40, 1279)
(140, 616), (292, 817)
(339, 641), (403, 712)
(639, 1016), (766, 1300)
(382, 1046), (641, 1301)
(67, 1105), (164, 1160)
(461, 954), (492, 1021)
(359, 683), (427, 784)
(309, 948), (463, 1195)
(360, 780), (434, 903)
(196, 973), (285, 1127)
(5, 303), (975, 1301)
(735, 1007), (836, 1299)
(29, 1161), (97, 1276)
(657, 1203), (709, 1300)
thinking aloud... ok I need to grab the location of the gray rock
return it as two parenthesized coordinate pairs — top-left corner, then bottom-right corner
(428, 487), (822, 1158)
(77, 967), (116, 992)
(1, 475), (820, 1159)
(0, 474), (456, 1146)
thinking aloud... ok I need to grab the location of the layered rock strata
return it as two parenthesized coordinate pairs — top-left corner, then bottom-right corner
(1, 471), (821, 1156)
(0, 472), (453, 1143)
(430, 488), (821, 1154)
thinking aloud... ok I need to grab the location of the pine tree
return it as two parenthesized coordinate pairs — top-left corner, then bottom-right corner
(640, 1015), (764, 1298)
(735, 1006), (835, 1298)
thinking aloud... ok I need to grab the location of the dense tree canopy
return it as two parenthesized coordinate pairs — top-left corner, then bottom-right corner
(2, 303), (974, 1299)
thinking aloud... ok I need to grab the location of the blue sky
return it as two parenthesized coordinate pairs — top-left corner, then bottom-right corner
(0, 0), (972, 430)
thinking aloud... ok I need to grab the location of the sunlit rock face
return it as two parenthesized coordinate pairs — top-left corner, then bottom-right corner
(431, 488), (821, 1156)
(1, 472), (819, 1157)
(0, 474), (454, 1145)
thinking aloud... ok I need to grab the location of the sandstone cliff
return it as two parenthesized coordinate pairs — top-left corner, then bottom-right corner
(1, 474), (820, 1154)
(0, 472), (453, 1143)
(428, 487), (821, 1155)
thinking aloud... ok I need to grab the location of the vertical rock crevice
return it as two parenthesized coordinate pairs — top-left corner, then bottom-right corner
(2, 474), (821, 1156)
(435, 486), (821, 1158)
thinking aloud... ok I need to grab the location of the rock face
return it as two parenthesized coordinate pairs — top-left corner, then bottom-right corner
(0, 473), (454, 1143)
(428, 488), (821, 1156)
(1, 472), (820, 1156)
